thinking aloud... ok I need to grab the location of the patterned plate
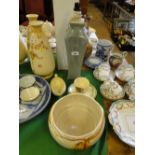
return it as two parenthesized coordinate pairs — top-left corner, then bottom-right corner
(108, 100), (135, 147)
(19, 74), (51, 124)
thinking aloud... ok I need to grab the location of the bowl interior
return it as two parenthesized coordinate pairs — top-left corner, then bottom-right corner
(51, 94), (103, 136)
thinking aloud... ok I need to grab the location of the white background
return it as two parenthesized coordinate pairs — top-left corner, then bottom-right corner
(0, 0), (155, 154)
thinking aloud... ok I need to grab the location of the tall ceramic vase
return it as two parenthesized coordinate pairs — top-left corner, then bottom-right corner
(26, 14), (39, 50)
(28, 20), (55, 79)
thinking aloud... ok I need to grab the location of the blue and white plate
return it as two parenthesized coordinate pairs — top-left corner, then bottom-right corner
(84, 56), (103, 69)
(19, 74), (51, 124)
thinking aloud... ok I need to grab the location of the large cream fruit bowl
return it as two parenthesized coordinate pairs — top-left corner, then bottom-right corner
(48, 93), (105, 150)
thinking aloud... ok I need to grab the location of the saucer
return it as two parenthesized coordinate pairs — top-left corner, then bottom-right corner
(84, 56), (102, 69)
(68, 83), (97, 98)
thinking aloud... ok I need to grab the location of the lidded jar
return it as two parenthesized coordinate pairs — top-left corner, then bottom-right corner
(50, 74), (66, 96)
(27, 20), (55, 79)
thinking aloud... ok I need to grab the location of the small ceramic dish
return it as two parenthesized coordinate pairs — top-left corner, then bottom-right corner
(115, 64), (135, 82)
(124, 78), (135, 100)
(50, 74), (66, 96)
(108, 100), (135, 147)
(68, 83), (97, 99)
(20, 86), (40, 102)
(48, 94), (105, 149)
(19, 75), (36, 88)
(84, 56), (102, 69)
(100, 80), (125, 100)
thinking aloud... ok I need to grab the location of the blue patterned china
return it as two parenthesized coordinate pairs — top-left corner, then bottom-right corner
(95, 39), (113, 62)
(84, 56), (102, 69)
(19, 74), (51, 124)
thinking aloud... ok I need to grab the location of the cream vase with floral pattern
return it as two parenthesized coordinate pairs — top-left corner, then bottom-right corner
(28, 20), (55, 79)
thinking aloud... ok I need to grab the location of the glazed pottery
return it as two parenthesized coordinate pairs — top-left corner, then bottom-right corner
(115, 63), (135, 82)
(27, 21), (55, 79)
(19, 74), (51, 124)
(19, 75), (36, 88)
(68, 83), (97, 99)
(19, 33), (27, 64)
(124, 78), (135, 100)
(50, 74), (66, 96)
(65, 16), (88, 79)
(74, 77), (90, 92)
(100, 79), (125, 100)
(108, 99), (135, 147)
(109, 51), (128, 68)
(26, 14), (39, 23)
(42, 20), (55, 38)
(93, 62), (114, 81)
(48, 94), (105, 149)
(20, 86), (40, 102)
(95, 39), (114, 62)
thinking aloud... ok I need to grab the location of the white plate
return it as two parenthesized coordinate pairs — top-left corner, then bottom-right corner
(108, 100), (135, 147)
(68, 83), (97, 99)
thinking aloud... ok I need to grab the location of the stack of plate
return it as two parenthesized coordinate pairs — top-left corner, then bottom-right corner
(19, 74), (51, 124)
(108, 100), (135, 147)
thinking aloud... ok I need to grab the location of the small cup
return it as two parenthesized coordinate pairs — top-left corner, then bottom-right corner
(74, 77), (90, 92)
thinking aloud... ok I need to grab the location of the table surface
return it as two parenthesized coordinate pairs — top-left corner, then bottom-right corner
(19, 54), (135, 155)
(83, 51), (135, 155)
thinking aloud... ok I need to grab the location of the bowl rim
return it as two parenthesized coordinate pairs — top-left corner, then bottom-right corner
(48, 93), (104, 140)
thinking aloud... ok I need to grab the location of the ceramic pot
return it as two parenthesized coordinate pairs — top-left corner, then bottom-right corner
(95, 39), (114, 62)
(19, 33), (27, 64)
(50, 74), (66, 96)
(28, 20), (55, 79)
(48, 94), (105, 149)
(109, 51), (128, 68)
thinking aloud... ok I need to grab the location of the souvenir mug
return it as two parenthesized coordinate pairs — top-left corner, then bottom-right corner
(95, 39), (114, 62)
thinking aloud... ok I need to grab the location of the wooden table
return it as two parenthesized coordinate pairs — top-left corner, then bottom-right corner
(103, 52), (135, 155)
(104, 99), (135, 155)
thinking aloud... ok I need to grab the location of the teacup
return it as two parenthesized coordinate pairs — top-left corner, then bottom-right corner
(74, 77), (90, 92)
